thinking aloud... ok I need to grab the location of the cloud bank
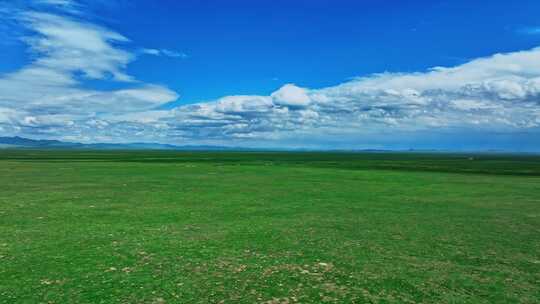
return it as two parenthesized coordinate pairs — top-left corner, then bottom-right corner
(0, 1), (539, 149)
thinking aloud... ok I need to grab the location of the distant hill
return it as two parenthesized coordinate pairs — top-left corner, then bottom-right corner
(2, 136), (525, 153)
(0, 136), (81, 148)
(0, 136), (255, 151)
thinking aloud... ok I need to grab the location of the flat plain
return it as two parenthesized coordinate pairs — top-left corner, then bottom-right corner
(0, 150), (539, 303)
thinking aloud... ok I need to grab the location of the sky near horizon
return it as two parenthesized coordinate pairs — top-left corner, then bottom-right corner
(1, 0), (540, 150)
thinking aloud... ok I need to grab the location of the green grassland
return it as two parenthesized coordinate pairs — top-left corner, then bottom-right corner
(1, 150), (539, 303)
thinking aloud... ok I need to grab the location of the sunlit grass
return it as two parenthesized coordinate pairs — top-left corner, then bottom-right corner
(1, 151), (539, 303)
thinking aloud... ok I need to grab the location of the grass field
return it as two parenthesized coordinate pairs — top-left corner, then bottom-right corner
(1, 150), (539, 303)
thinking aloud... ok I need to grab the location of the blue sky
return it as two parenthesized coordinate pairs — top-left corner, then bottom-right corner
(1, 0), (540, 150)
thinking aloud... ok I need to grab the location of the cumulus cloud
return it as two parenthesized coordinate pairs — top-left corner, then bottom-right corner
(158, 47), (540, 143)
(1, 1), (540, 148)
(271, 84), (311, 107)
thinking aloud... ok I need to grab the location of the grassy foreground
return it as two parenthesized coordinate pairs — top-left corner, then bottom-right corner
(0, 151), (539, 303)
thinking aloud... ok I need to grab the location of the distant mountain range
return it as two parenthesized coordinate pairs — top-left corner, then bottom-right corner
(1, 136), (529, 153)
(0, 136), (252, 151)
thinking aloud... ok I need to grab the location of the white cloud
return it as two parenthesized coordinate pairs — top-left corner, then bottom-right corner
(0, 9), (178, 121)
(141, 48), (188, 59)
(0, 107), (23, 124)
(109, 110), (174, 124)
(155, 47), (540, 143)
(113, 85), (179, 106)
(141, 48), (160, 56)
(35, 0), (76, 6)
(1, 2), (540, 148)
(21, 12), (133, 81)
(271, 84), (311, 107)
(161, 49), (188, 58)
(214, 96), (273, 114)
(32, 0), (82, 15)
(34, 0), (77, 5)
